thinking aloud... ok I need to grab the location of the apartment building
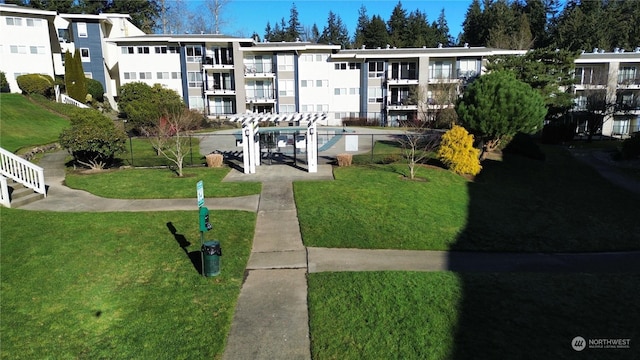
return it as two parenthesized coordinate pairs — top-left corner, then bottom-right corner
(0, 4), (57, 94)
(572, 48), (640, 137)
(3, 3), (640, 137)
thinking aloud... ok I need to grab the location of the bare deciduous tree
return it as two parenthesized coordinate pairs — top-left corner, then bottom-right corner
(151, 107), (203, 177)
(205, 0), (231, 34)
(397, 120), (441, 180)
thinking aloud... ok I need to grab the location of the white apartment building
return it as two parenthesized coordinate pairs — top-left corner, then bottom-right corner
(573, 48), (640, 137)
(0, 4), (57, 94)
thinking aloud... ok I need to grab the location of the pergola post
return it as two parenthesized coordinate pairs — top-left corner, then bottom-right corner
(242, 119), (257, 174)
(306, 118), (317, 173)
(253, 118), (261, 168)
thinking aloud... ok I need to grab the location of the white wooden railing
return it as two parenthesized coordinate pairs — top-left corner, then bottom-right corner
(0, 176), (10, 207)
(55, 85), (89, 109)
(60, 93), (90, 108)
(0, 147), (46, 198)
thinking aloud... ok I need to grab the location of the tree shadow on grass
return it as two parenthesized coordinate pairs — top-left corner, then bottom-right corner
(166, 222), (202, 275)
(447, 147), (640, 359)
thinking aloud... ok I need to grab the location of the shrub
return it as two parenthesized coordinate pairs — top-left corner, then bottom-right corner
(0, 71), (9, 92)
(336, 153), (353, 167)
(621, 133), (640, 160)
(85, 78), (104, 102)
(503, 132), (546, 161)
(59, 109), (127, 169)
(16, 73), (54, 98)
(437, 125), (482, 176)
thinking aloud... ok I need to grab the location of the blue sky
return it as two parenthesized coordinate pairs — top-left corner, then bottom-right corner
(188, 0), (474, 39)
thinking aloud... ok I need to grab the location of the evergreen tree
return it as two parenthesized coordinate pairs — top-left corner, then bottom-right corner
(319, 11), (349, 48)
(311, 24), (320, 43)
(457, 70), (547, 155)
(264, 21), (273, 41)
(286, 2), (302, 41)
(364, 15), (390, 49)
(406, 9), (435, 47)
(387, 1), (408, 47)
(106, 0), (161, 34)
(433, 9), (454, 47)
(524, 0), (549, 48)
(461, 0), (484, 46)
(65, 49), (87, 103)
(353, 5), (369, 48)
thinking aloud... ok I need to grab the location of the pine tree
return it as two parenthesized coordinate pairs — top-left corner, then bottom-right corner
(353, 5), (369, 48)
(364, 15), (390, 49)
(434, 9), (454, 47)
(387, 1), (408, 47)
(406, 10), (434, 47)
(286, 2), (302, 41)
(461, 0), (484, 46)
(319, 11), (349, 48)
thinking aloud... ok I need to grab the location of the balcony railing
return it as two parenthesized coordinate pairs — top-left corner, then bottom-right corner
(244, 65), (274, 75)
(204, 81), (235, 93)
(618, 76), (640, 86)
(246, 90), (277, 103)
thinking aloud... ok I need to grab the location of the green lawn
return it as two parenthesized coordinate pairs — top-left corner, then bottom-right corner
(65, 167), (261, 198)
(120, 137), (205, 168)
(295, 145), (640, 252)
(308, 271), (640, 360)
(0, 93), (70, 153)
(0, 208), (256, 359)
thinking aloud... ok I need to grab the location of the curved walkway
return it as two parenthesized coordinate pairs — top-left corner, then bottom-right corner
(16, 147), (640, 360)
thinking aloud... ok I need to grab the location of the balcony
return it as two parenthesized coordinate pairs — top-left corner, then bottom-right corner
(386, 98), (418, 111)
(204, 81), (235, 95)
(386, 71), (418, 85)
(617, 76), (640, 88)
(428, 71), (456, 83)
(202, 56), (234, 70)
(246, 89), (277, 104)
(244, 65), (275, 78)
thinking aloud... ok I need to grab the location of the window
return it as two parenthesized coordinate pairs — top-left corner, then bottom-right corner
(368, 61), (384, 78)
(613, 117), (630, 135)
(368, 87), (383, 103)
(280, 104), (295, 113)
(618, 67), (638, 84)
(300, 54), (314, 62)
(211, 98), (234, 114)
(430, 61), (453, 80)
(26, 18), (42, 27)
(139, 72), (152, 79)
(335, 63), (346, 70)
(137, 47), (150, 54)
(58, 29), (70, 42)
(301, 80), (311, 88)
(80, 48), (90, 61)
(458, 58), (477, 78)
(77, 22), (87, 37)
(334, 88), (346, 95)
(187, 71), (203, 87)
(349, 88), (359, 95)
(349, 62), (361, 70)
(10, 45), (26, 54)
(121, 46), (134, 54)
(316, 54), (325, 62)
(277, 54), (294, 71)
(29, 46), (45, 55)
(186, 46), (203, 63)
(301, 104), (312, 112)
(171, 72), (181, 79)
(316, 80), (327, 87)
(278, 80), (294, 96)
(155, 46), (167, 54)
(6, 17), (22, 26)
(316, 104), (328, 112)
(124, 72), (137, 80)
(189, 96), (205, 111)
(157, 72), (170, 79)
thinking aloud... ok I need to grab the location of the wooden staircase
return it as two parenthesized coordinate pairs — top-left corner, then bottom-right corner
(4, 179), (45, 208)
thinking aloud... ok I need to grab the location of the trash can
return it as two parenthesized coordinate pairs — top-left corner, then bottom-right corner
(202, 240), (222, 277)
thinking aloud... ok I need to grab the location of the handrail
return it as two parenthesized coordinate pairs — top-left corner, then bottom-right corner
(60, 94), (90, 108)
(0, 147), (46, 197)
(0, 176), (10, 207)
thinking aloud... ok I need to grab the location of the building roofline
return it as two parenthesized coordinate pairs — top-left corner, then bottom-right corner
(0, 3), (57, 16)
(107, 34), (255, 44)
(331, 46), (526, 59)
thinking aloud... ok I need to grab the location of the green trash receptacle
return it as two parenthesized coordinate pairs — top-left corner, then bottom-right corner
(202, 240), (221, 277)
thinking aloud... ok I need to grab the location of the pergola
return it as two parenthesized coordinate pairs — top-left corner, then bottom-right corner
(229, 113), (326, 174)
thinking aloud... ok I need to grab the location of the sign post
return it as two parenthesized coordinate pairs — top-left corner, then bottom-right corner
(197, 180), (205, 276)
